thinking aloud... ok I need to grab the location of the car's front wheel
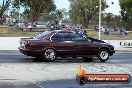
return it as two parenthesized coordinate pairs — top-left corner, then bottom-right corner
(98, 49), (109, 62)
(42, 49), (57, 62)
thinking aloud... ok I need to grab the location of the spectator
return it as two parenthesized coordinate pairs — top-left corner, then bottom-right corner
(19, 21), (24, 31)
(95, 25), (98, 31)
(50, 24), (55, 31)
(28, 21), (33, 32)
(119, 27), (128, 35)
(47, 21), (51, 29)
(12, 18), (16, 26)
(104, 28), (109, 35)
(67, 24), (72, 31)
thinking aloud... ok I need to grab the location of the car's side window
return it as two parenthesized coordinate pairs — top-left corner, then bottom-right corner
(70, 33), (88, 42)
(59, 33), (71, 41)
(51, 34), (61, 42)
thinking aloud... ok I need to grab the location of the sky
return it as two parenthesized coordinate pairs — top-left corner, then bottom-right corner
(105, 0), (121, 15)
(0, 0), (121, 15)
(55, 0), (121, 15)
(54, 0), (70, 11)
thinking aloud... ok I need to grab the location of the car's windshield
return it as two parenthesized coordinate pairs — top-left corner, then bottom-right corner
(33, 31), (51, 40)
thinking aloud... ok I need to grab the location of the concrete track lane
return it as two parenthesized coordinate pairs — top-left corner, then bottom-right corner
(0, 51), (132, 88)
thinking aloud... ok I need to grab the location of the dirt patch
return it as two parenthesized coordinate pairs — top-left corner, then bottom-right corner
(86, 30), (132, 40)
(0, 27), (44, 37)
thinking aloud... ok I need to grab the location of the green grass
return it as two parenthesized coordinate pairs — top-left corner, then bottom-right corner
(100, 33), (132, 40)
(0, 31), (42, 37)
(0, 27), (47, 37)
(0, 27), (132, 40)
(86, 30), (132, 40)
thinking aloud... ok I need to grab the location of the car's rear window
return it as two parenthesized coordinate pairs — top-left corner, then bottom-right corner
(33, 31), (51, 40)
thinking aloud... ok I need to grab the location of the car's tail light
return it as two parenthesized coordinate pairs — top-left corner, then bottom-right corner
(20, 40), (30, 49)
(25, 44), (30, 48)
(25, 41), (30, 48)
(26, 41), (30, 44)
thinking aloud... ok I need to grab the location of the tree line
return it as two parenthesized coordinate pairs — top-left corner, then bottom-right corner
(69, 0), (132, 30)
(0, 0), (131, 30)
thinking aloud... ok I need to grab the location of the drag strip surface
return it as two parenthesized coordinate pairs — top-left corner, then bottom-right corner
(0, 51), (132, 88)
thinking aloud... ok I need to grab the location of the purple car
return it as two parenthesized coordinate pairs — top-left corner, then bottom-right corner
(18, 30), (115, 62)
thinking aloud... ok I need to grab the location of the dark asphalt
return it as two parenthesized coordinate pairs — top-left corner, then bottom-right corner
(0, 50), (132, 63)
(0, 50), (132, 88)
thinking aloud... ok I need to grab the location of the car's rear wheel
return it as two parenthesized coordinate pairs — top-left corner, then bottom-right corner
(42, 48), (57, 62)
(98, 49), (109, 62)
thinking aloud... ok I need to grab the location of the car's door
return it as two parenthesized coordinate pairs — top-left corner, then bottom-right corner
(51, 32), (76, 55)
(70, 33), (94, 55)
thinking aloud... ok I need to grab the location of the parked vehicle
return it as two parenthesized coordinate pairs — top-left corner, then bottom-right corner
(95, 26), (109, 35)
(116, 27), (128, 35)
(95, 25), (128, 35)
(18, 30), (115, 62)
(36, 21), (47, 29)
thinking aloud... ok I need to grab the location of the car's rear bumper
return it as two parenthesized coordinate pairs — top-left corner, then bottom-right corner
(18, 47), (42, 57)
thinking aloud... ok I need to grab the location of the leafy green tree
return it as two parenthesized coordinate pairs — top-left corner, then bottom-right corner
(22, 9), (30, 21)
(54, 9), (63, 20)
(119, 0), (132, 30)
(60, 8), (69, 23)
(9, 9), (19, 18)
(69, 0), (108, 28)
(39, 9), (63, 22)
(104, 13), (122, 28)
(13, 0), (56, 22)
(40, 9), (69, 23)
(0, 0), (11, 18)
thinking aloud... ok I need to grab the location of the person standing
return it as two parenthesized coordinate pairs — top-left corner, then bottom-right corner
(28, 21), (33, 32)
(19, 21), (24, 31)
(12, 18), (16, 26)
(47, 21), (51, 29)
